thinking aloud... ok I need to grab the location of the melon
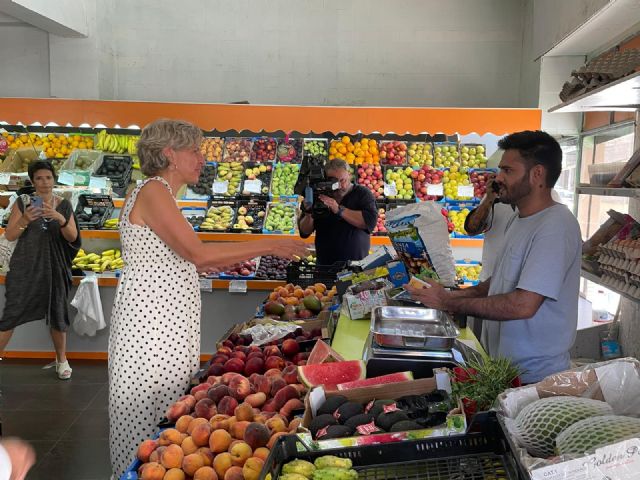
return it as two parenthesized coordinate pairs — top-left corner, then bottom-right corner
(556, 415), (640, 456)
(337, 371), (413, 390)
(298, 360), (366, 390)
(307, 340), (344, 365)
(511, 397), (613, 458)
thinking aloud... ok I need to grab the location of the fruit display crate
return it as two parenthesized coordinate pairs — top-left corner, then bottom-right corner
(459, 143), (488, 170)
(263, 201), (298, 234)
(433, 141), (460, 169)
(372, 202), (387, 236)
(302, 138), (329, 159)
(212, 161), (244, 198)
(222, 137), (253, 163)
(74, 194), (114, 230)
(200, 137), (224, 162)
(231, 199), (267, 233)
(239, 162), (272, 199)
(260, 413), (520, 480)
(286, 261), (347, 289)
(250, 137), (278, 163)
(355, 163), (385, 201)
(378, 139), (408, 167)
(184, 162), (216, 199)
(444, 169), (478, 204)
(216, 256), (259, 279)
(93, 154), (133, 189)
(199, 199), (237, 232)
(468, 168), (498, 201)
(413, 165), (445, 202)
(180, 207), (206, 231)
(455, 260), (482, 286)
(447, 205), (484, 239)
(254, 254), (291, 280)
(269, 162), (301, 199)
(276, 137), (302, 163)
(406, 141), (435, 168)
(383, 165), (416, 201)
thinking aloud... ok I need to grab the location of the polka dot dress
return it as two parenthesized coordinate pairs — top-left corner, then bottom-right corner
(108, 177), (200, 478)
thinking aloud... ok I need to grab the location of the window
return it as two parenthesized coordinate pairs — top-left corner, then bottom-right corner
(557, 138), (578, 213)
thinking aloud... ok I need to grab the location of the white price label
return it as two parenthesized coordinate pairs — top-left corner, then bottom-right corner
(229, 280), (247, 293)
(58, 171), (75, 186)
(212, 181), (229, 194)
(426, 183), (444, 196)
(199, 278), (212, 292)
(383, 182), (397, 197)
(0, 173), (11, 185)
(89, 176), (108, 190)
(457, 185), (474, 197)
(243, 179), (262, 194)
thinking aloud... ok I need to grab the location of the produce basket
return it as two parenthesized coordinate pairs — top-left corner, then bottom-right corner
(231, 198), (267, 233)
(74, 194), (114, 230)
(263, 201), (298, 234)
(406, 141), (434, 168)
(413, 165), (445, 202)
(222, 137), (252, 163)
(444, 169), (477, 203)
(250, 137), (278, 163)
(276, 136), (302, 163)
(286, 261), (347, 288)
(372, 201), (387, 236)
(378, 139), (408, 166)
(383, 165), (415, 201)
(447, 205), (484, 239)
(468, 168), (497, 200)
(199, 199), (236, 232)
(218, 257), (259, 279)
(269, 162), (300, 199)
(433, 141), (460, 169)
(302, 138), (329, 159)
(260, 412), (520, 480)
(455, 260), (482, 286)
(93, 154), (133, 189)
(239, 162), (272, 198)
(184, 162), (216, 199)
(60, 149), (102, 173)
(180, 207), (206, 230)
(459, 143), (488, 170)
(200, 137), (224, 162)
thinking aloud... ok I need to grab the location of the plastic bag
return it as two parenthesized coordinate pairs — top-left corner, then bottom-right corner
(71, 275), (106, 336)
(240, 322), (299, 346)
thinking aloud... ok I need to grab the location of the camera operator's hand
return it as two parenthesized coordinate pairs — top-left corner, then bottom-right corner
(318, 195), (339, 214)
(22, 206), (42, 224)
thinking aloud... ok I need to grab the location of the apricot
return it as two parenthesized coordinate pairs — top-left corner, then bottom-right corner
(267, 431), (287, 449)
(182, 452), (205, 476)
(140, 462), (166, 480)
(209, 414), (231, 431)
(209, 428), (232, 453)
(159, 429), (184, 447)
(229, 440), (253, 467)
(197, 447), (214, 466)
(137, 439), (158, 462)
(187, 417), (210, 435)
(234, 403), (254, 422)
(253, 447), (270, 462)
(149, 446), (165, 464)
(243, 457), (265, 480)
(191, 422), (212, 447)
(243, 423), (270, 450)
(181, 436), (199, 455)
(265, 415), (288, 434)
(160, 444), (184, 469)
(212, 451), (233, 478)
(193, 466), (218, 480)
(163, 468), (185, 480)
(230, 420), (251, 440)
(176, 415), (194, 434)
(224, 466), (244, 480)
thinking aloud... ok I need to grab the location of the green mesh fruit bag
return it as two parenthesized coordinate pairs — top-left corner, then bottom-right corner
(512, 397), (613, 457)
(556, 415), (640, 456)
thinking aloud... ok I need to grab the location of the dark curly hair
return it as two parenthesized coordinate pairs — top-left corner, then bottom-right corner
(27, 160), (56, 182)
(498, 130), (562, 187)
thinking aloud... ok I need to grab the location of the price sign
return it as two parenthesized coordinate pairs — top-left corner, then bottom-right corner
(244, 179), (262, 194)
(0, 173), (11, 185)
(457, 185), (474, 197)
(58, 171), (75, 186)
(89, 176), (108, 190)
(229, 280), (247, 293)
(383, 182), (398, 197)
(199, 278), (212, 292)
(212, 181), (229, 194)
(426, 183), (444, 196)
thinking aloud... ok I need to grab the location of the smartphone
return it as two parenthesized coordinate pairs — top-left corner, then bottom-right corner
(30, 196), (43, 209)
(491, 182), (501, 194)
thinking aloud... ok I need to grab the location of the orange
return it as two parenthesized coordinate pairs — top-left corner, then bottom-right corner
(329, 147), (337, 155)
(341, 136), (350, 144)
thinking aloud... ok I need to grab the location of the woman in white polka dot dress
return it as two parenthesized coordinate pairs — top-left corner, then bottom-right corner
(109, 119), (309, 478)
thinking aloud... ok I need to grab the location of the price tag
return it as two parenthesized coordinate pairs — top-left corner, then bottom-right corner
(89, 176), (108, 190)
(199, 278), (212, 292)
(457, 185), (474, 197)
(383, 182), (397, 197)
(426, 183), (444, 196)
(212, 181), (229, 194)
(58, 171), (75, 186)
(0, 173), (11, 185)
(229, 280), (247, 293)
(244, 179), (262, 194)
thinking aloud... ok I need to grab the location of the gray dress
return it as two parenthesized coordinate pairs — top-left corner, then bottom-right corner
(0, 197), (81, 332)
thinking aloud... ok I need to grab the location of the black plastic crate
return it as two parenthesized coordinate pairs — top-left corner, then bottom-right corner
(239, 162), (272, 199)
(95, 154), (133, 189)
(286, 261), (346, 288)
(200, 199), (237, 232)
(74, 194), (114, 230)
(231, 199), (267, 233)
(260, 413), (521, 480)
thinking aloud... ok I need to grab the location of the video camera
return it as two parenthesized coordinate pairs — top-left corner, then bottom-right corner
(294, 156), (340, 219)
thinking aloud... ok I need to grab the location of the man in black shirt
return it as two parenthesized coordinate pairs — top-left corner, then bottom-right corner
(298, 159), (378, 265)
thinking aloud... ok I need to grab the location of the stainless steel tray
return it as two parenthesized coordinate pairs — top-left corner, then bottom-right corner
(370, 306), (459, 350)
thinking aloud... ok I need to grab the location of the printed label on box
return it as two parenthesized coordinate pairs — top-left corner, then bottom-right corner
(244, 179), (262, 194)
(213, 181), (229, 194)
(427, 184), (444, 196)
(457, 185), (474, 197)
(383, 182), (397, 197)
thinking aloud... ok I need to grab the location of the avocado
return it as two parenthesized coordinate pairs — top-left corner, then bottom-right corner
(309, 414), (338, 438)
(376, 411), (409, 431)
(369, 399), (397, 418)
(344, 413), (375, 430)
(317, 424), (353, 439)
(335, 401), (364, 424)
(389, 420), (423, 432)
(317, 395), (348, 416)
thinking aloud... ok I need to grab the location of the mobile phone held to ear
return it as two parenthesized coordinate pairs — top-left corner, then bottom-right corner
(491, 182), (500, 194)
(30, 196), (43, 209)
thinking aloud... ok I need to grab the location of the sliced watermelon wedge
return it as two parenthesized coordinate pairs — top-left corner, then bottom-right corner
(307, 339), (345, 365)
(298, 360), (365, 390)
(336, 371), (414, 391)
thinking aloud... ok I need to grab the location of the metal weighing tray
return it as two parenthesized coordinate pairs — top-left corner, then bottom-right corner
(370, 306), (460, 350)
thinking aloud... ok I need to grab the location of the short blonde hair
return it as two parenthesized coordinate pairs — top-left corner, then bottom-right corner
(137, 119), (203, 176)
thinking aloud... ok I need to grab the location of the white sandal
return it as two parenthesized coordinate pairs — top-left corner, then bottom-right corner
(56, 359), (72, 380)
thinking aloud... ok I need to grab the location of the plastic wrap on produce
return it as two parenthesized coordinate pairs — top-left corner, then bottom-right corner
(384, 202), (455, 286)
(240, 322), (299, 346)
(497, 357), (640, 476)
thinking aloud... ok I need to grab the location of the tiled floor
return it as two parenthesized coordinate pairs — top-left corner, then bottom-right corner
(0, 359), (111, 480)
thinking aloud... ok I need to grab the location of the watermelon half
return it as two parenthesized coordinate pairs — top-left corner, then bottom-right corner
(298, 360), (366, 390)
(336, 371), (414, 391)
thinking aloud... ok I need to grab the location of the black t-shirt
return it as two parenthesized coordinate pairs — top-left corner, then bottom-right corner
(304, 185), (378, 265)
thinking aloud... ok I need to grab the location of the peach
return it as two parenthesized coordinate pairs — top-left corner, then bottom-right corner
(209, 414), (231, 431)
(281, 339), (300, 357)
(188, 417), (210, 435)
(280, 398), (304, 418)
(195, 398), (217, 420)
(209, 428), (232, 453)
(229, 441), (253, 467)
(291, 383), (307, 395)
(218, 396), (239, 416)
(223, 358), (245, 374)
(243, 457), (265, 480)
(193, 466), (218, 480)
(243, 357), (265, 376)
(224, 466), (244, 480)
(252, 375), (271, 395)
(182, 452), (205, 476)
(197, 447), (214, 466)
(288, 418), (302, 432)
(281, 365), (299, 384)
(227, 416), (237, 431)
(262, 400), (277, 412)
(206, 375), (220, 384)
(267, 431), (288, 449)
(245, 392), (267, 408)
(136, 439), (158, 462)
(264, 356), (285, 371)
(163, 468), (186, 480)
(243, 423), (270, 450)
(264, 346), (282, 358)
(234, 403), (255, 422)
(191, 422), (212, 447)
(230, 351), (246, 362)
(217, 346), (233, 357)
(140, 461), (166, 480)
(273, 385), (298, 410)
(213, 451), (233, 478)
(178, 394), (197, 410)
(230, 420), (250, 440)
(166, 401), (190, 423)
(246, 351), (264, 361)
(253, 447), (270, 462)
(181, 436), (199, 456)
(264, 368), (283, 378)
(228, 376), (251, 401)
(211, 355), (229, 366)
(221, 372), (242, 385)
(253, 413), (268, 424)
(176, 415), (194, 434)
(207, 384), (231, 404)
(265, 415), (288, 434)
(160, 429), (184, 446)
(191, 383), (210, 395)
(194, 390), (208, 402)
(149, 446), (165, 464)
(160, 444), (184, 469)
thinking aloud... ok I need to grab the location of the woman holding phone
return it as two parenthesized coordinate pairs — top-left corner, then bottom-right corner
(0, 160), (81, 379)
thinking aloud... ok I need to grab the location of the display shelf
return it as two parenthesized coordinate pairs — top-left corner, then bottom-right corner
(549, 71), (640, 113)
(581, 269), (640, 304)
(577, 185), (640, 197)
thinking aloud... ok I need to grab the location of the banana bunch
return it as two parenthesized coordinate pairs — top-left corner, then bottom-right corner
(103, 218), (119, 230)
(72, 248), (124, 272)
(95, 130), (139, 155)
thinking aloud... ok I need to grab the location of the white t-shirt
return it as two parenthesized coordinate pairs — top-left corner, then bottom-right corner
(0, 444), (11, 480)
(480, 203), (516, 281)
(481, 203), (582, 383)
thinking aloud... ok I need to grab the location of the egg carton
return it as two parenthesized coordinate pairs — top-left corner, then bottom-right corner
(600, 273), (640, 299)
(597, 254), (640, 275)
(599, 239), (640, 260)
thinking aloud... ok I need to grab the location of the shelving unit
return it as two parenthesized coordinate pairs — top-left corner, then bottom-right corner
(576, 185), (640, 197)
(581, 268), (640, 304)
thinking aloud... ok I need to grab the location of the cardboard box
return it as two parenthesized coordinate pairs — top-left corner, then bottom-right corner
(299, 375), (467, 450)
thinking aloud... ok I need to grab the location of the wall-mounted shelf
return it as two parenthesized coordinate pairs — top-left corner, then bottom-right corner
(577, 185), (640, 197)
(581, 269), (640, 304)
(549, 71), (640, 113)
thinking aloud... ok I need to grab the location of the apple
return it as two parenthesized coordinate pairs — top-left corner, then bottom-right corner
(407, 142), (434, 167)
(379, 141), (408, 166)
(356, 163), (384, 199)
